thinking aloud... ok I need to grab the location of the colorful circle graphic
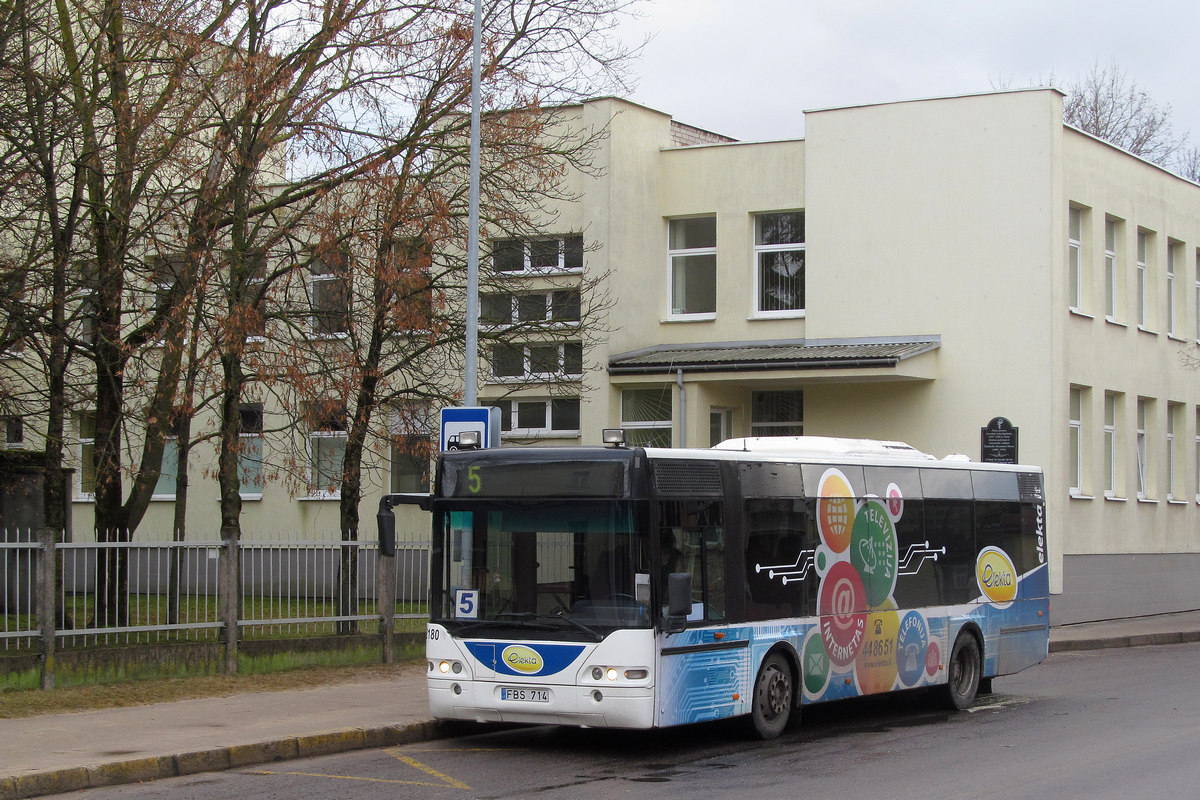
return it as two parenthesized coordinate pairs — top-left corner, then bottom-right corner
(886, 482), (904, 519)
(849, 500), (899, 608)
(819, 561), (867, 667)
(896, 611), (929, 687)
(855, 606), (899, 695)
(925, 639), (941, 678)
(802, 630), (832, 697)
(816, 469), (855, 553)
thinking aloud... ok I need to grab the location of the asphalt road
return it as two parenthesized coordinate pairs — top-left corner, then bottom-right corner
(48, 642), (1200, 799)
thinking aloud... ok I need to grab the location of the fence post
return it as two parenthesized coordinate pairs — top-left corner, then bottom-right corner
(377, 547), (396, 663)
(219, 538), (239, 675)
(36, 526), (57, 690)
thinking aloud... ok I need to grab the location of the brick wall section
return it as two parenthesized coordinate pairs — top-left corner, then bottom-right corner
(670, 121), (737, 147)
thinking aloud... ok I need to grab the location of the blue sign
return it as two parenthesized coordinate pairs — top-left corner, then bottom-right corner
(440, 406), (501, 451)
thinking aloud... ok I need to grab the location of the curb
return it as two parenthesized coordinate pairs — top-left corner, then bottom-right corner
(1049, 629), (1200, 653)
(0, 720), (452, 800)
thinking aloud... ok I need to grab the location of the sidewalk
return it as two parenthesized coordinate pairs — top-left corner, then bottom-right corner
(4, 612), (1200, 800)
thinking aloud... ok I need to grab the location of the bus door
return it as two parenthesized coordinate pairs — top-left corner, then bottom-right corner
(655, 499), (749, 727)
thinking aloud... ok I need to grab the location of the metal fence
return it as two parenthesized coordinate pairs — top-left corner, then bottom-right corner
(0, 531), (430, 653)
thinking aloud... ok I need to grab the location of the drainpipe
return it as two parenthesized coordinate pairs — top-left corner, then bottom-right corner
(676, 368), (686, 448)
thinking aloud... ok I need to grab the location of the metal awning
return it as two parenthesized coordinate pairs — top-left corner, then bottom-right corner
(607, 335), (940, 375)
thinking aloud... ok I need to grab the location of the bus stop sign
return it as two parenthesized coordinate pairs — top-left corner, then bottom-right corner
(440, 406), (501, 451)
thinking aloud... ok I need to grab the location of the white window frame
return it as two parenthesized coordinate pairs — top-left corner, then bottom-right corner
(490, 341), (583, 381)
(621, 387), (672, 447)
(753, 211), (805, 318)
(480, 289), (581, 327)
(491, 235), (583, 276)
(1167, 402), (1182, 501)
(1103, 393), (1118, 498)
(667, 217), (717, 320)
(389, 403), (433, 493)
(1068, 206), (1082, 311)
(2, 416), (24, 450)
(151, 436), (180, 500)
(1104, 218), (1119, 321)
(309, 253), (350, 338)
(305, 404), (346, 500)
(1069, 386), (1083, 495)
(1195, 249), (1200, 342)
(710, 407), (734, 448)
(1136, 229), (1150, 329)
(1195, 406), (1200, 503)
(1136, 397), (1149, 500)
(489, 397), (581, 438)
(238, 403), (265, 500)
(751, 390), (804, 437)
(1167, 241), (1179, 336)
(76, 413), (96, 501)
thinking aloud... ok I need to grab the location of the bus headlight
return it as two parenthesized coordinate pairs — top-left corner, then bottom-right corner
(437, 660), (463, 674)
(589, 665), (649, 682)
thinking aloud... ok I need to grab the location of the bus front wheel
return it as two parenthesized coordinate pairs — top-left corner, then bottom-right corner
(942, 632), (981, 710)
(750, 652), (793, 739)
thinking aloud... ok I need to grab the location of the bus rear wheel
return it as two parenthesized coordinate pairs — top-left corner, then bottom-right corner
(750, 652), (793, 739)
(942, 632), (981, 710)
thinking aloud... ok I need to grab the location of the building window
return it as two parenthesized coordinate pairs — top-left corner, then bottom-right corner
(76, 261), (99, 346)
(1195, 249), (1200, 341)
(1136, 396), (1151, 499)
(152, 434), (179, 499)
(1167, 401), (1183, 501)
(390, 404), (432, 493)
(1069, 386), (1083, 495)
(77, 412), (96, 499)
(710, 408), (733, 447)
(307, 402), (346, 497)
(668, 217), (716, 317)
(1136, 229), (1152, 329)
(309, 251), (350, 336)
(480, 289), (580, 325)
(0, 269), (26, 355)
(490, 342), (582, 380)
(1104, 218), (1120, 320)
(1068, 206), (1082, 311)
(491, 235), (583, 275)
(1103, 392), (1118, 498)
(621, 387), (672, 447)
(488, 397), (581, 436)
(150, 254), (187, 320)
(239, 404), (264, 499)
(1167, 240), (1181, 336)
(2, 416), (23, 450)
(1195, 406), (1200, 502)
(388, 238), (433, 333)
(754, 211), (805, 315)
(751, 390), (803, 436)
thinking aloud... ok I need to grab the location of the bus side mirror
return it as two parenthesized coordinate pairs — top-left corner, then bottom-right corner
(665, 572), (691, 633)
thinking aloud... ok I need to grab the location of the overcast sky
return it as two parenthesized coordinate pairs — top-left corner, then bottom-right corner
(617, 0), (1200, 146)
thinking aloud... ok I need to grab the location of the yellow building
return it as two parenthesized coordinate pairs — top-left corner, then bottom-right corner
(62, 88), (1200, 624)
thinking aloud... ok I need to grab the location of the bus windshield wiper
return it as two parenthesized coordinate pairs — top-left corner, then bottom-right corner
(453, 616), (558, 635)
(501, 611), (604, 642)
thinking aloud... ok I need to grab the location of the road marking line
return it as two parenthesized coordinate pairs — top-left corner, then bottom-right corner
(251, 769), (452, 788)
(250, 751), (472, 790)
(385, 748), (473, 789)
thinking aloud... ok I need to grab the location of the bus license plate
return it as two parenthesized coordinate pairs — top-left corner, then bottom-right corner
(501, 687), (549, 702)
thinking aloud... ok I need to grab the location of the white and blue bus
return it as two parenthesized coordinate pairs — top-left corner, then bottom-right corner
(385, 433), (1048, 739)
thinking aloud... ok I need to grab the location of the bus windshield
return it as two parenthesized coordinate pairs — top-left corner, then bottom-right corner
(431, 500), (650, 640)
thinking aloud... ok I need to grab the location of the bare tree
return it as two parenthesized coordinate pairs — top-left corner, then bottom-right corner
(1062, 60), (1191, 172)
